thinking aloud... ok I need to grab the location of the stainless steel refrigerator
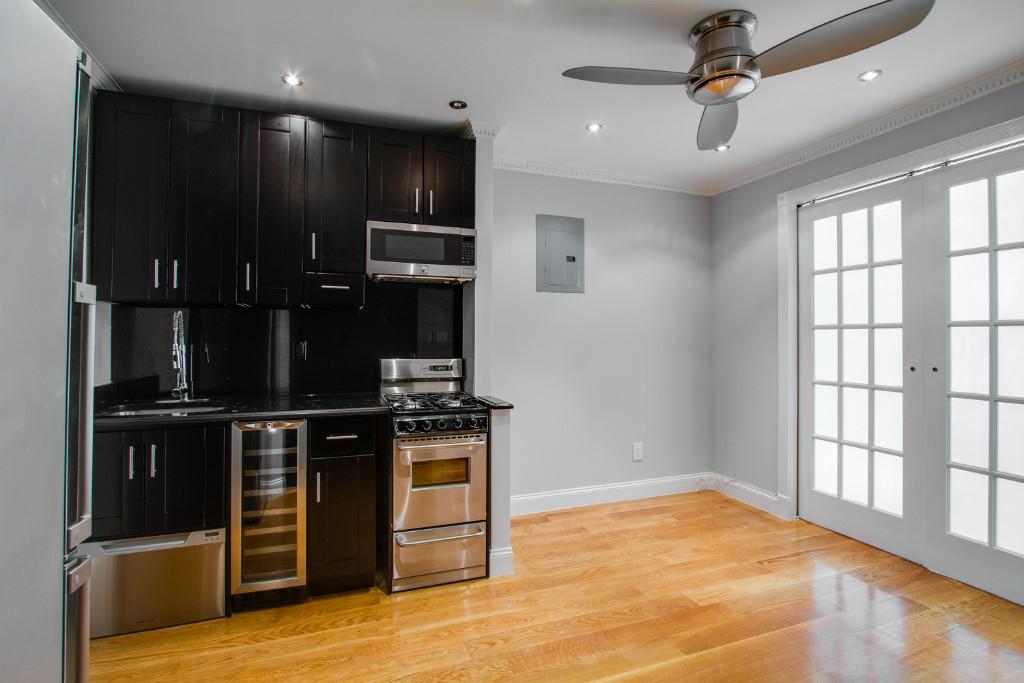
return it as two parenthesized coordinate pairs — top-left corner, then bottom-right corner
(63, 59), (96, 683)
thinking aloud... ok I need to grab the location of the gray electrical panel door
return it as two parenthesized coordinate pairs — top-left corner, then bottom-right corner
(536, 214), (584, 293)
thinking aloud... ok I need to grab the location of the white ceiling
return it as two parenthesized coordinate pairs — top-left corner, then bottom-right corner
(45, 0), (1024, 195)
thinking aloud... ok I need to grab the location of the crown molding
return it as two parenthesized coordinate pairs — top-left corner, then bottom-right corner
(493, 160), (706, 196)
(706, 58), (1024, 195)
(463, 120), (503, 140)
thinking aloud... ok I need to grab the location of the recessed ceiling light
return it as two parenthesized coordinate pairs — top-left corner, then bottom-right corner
(449, 100), (468, 110)
(715, 144), (730, 152)
(282, 73), (303, 87)
(857, 69), (882, 82)
(585, 122), (603, 133)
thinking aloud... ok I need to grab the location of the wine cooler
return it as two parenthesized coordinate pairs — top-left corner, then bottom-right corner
(230, 420), (307, 594)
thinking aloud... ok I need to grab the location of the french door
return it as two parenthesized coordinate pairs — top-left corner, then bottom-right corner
(798, 147), (1024, 604)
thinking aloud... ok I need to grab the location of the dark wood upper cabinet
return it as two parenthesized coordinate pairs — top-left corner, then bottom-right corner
(92, 92), (171, 302)
(167, 102), (240, 305)
(367, 129), (423, 224)
(238, 111), (306, 305)
(424, 136), (475, 228)
(305, 119), (368, 274)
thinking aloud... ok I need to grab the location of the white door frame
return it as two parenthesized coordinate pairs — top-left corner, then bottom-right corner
(774, 115), (1024, 521)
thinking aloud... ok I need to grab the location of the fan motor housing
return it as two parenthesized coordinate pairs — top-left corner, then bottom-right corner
(686, 10), (761, 106)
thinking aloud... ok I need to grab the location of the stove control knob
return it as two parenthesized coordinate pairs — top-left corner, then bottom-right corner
(399, 420), (417, 433)
(468, 417), (480, 429)
(419, 420), (433, 432)
(451, 418), (463, 429)
(436, 419), (448, 431)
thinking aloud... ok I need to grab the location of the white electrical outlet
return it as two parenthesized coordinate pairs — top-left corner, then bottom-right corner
(632, 442), (644, 462)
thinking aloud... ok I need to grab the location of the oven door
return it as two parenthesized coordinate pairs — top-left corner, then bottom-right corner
(366, 221), (476, 282)
(393, 434), (486, 530)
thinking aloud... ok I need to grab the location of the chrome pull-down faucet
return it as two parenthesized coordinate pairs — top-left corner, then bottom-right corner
(171, 310), (189, 400)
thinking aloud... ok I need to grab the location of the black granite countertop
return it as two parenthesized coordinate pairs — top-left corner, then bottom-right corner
(94, 393), (388, 430)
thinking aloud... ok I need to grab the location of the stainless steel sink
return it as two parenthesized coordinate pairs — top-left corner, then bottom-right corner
(98, 401), (227, 418)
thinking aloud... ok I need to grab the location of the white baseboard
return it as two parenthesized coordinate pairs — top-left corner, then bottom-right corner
(510, 473), (711, 516)
(704, 474), (794, 520)
(509, 472), (791, 520)
(489, 546), (515, 577)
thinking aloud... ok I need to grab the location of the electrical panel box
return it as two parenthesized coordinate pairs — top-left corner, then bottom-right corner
(536, 214), (584, 294)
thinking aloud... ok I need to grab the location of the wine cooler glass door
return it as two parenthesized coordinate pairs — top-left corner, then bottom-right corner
(231, 421), (307, 594)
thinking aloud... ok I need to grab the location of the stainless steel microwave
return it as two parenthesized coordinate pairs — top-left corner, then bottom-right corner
(366, 221), (476, 284)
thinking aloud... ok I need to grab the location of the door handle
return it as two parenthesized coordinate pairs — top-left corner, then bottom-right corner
(315, 472), (321, 504)
(311, 232), (317, 260)
(414, 187), (420, 214)
(245, 262), (252, 291)
(172, 259), (179, 289)
(153, 258), (161, 288)
(326, 433), (358, 440)
(429, 190), (434, 216)
(150, 444), (157, 478)
(128, 446), (135, 480)
(319, 284), (351, 291)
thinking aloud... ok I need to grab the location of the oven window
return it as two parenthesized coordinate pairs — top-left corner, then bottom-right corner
(384, 233), (445, 262)
(412, 458), (469, 488)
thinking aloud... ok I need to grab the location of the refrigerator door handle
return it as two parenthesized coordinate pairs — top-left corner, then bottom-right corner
(68, 282), (96, 550)
(66, 555), (91, 683)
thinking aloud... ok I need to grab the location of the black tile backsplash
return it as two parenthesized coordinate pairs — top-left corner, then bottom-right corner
(109, 282), (462, 398)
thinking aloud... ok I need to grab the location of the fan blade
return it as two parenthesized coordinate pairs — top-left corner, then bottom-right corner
(755, 0), (934, 78)
(562, 66), (698, 86)
(697, 103), (738, 151)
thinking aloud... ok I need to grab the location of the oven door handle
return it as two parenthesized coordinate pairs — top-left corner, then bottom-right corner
(397, 443), (483, 466)
(394, 526), (485, 547)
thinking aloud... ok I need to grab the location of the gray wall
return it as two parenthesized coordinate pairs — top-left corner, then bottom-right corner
(711, 81), (1024, 493)
(492, 170), (712, 495)
(0, 0), (78, 679)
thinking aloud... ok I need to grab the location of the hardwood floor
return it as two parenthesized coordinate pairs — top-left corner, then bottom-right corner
(91, 491), (1024, 681)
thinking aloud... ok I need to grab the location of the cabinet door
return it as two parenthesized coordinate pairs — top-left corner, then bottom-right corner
(91, 432), (126, 539)
(238, 112), (306, 305)
(123, 431), (147, 537)
(167, 102), (240, 304)
(308, 455), (375, 590)
(162, 427), (208, 532)
(306, 119), (368, 274)
(424, 137), (475, 228)
(92, 92), (170, 303)
(367, 129), (423, 224)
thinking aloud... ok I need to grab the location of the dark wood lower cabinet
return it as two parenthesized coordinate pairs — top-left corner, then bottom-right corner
(91, 426), (226, 540)
(307, 454), (376, 593)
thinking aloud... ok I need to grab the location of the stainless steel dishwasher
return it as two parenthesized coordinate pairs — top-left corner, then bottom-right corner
(81, 529), (225, 637)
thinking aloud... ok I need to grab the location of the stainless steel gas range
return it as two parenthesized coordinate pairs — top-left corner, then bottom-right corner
(380, 359), (488, 592)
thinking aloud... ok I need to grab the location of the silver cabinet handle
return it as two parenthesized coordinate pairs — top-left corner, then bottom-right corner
(429, 189), (434, 216)
(153, 258), (161, 288)
(315, 472), (321, 503)
(245, 262), (252, 291)
(149, 444), (157, 478)
(311, 232), (317, 260)
(320, 284), (350, 291)
(414, 187), (420, 214)
(172, 259), (179, 289)
(325, 433), (358, 441)
(395, 526), (485, 547)
(128, 446), (135, 480)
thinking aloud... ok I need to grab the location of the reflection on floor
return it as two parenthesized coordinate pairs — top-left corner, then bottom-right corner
(91, 491), (1024, 681)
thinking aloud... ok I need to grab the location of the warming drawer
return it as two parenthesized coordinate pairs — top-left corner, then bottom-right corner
(392, 522), (486, 592)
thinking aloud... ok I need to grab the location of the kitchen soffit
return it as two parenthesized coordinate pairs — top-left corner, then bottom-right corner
(42, 0), (1024, 195)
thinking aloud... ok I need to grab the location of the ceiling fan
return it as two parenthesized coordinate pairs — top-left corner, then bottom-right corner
(562, 0), (935, 151)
